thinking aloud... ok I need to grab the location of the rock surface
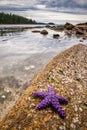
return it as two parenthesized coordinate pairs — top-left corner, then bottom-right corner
(64, 22), (87, 39)
(53, 34), (60, 39)
(46, 22), (87, 39)
(32, 30), (40, 33)
(0, 44), (87, 130)
(40, 30), (48, 35)
(64, 22), (74, 30)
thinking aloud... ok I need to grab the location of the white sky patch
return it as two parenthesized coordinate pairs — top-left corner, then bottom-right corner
(36, 4), (46, 9)
(8, 10), (87, 24)
(0, 0), (9, 5)
(26, 10), (87, 21)
(0, 0), (37, 7)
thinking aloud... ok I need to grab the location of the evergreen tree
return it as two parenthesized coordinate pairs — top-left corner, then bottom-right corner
(0, 12), (36, 24)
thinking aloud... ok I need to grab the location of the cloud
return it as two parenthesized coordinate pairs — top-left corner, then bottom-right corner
(73, 0), (87, 6)
(37, 0), (87, 13)
(38, 0), (87, 7)
(0, 0), (87, 14)
(0, 0), (37, 6)
(0, 0), (38, 11)
(2, 1), (37, 7)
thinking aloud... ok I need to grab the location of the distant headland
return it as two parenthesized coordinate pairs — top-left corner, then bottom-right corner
(0, 12), (36, 24)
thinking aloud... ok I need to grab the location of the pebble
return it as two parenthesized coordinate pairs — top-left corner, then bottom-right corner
(79, 107), (83, 112)
(30, 103), (35, 109)
(70, 89), (74, 95)
(70, 123), (76, 129)
(59, 125), (66, 130)
(73, 117), (79, 123)
(1, 95), (6, 99)
(26, 97), (31, 101)
(4, 89), (10, 93)
(18, 125), (21, 130)
(74, 105), (78, 112)
(78, 100), (82, 103)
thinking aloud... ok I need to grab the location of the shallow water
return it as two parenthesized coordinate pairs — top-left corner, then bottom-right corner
(0, 25), (87, 120)
(0, 25), (87, 82)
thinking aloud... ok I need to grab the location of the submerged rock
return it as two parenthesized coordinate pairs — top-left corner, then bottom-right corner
(32, 30), (40, 33)
(40, 30), (48, 35)
(53, 34), (60, 39)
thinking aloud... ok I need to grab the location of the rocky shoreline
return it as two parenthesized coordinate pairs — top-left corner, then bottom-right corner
(64, 22), (87, 39)
(46, 22), (87, 39)
(31, 22), (87, 40)
(0, 44), (87, 130)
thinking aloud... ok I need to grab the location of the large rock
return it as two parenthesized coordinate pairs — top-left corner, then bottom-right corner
(40, 30), (48, 35)
(0, 44), (87, 130)
(64, 22), (74, 30)
(64, 22), (87, 39)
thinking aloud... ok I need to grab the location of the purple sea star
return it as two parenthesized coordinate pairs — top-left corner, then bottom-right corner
(33, 87), (68, 119)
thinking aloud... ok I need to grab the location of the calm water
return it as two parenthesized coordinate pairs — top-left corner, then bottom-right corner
(0, 25), (87, 82)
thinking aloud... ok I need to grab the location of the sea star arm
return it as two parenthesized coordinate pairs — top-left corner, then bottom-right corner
(48, 87), (55, 94)
(33, 92), (48, 98)
(36, 97), (50, 110)
(52, 98), (66, 119)
(56, 95), (68, 104)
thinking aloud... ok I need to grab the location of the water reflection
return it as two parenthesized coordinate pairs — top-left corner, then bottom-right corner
(0, 28), (26, 37)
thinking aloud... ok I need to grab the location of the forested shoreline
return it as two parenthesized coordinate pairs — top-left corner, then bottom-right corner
(0, 12), (36, 24)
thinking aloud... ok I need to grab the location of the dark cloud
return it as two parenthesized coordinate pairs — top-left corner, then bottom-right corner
(38, 0), (87, 13)
(38, 0), (87, 7)
(0, 0), (87, 14)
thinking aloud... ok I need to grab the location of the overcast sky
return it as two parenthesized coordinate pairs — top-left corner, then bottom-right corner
(0, 0), (87, 24)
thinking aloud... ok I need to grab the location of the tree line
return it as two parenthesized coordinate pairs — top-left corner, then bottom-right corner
(0, 12), (36, 24)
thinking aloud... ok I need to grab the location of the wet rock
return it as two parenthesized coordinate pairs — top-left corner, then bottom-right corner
(64, 22), (87, 39)
(53, 26), (64, 31)
(79, 40), (83, 42)
(65, 30), (72, 36)
(40, 30), (48, 35)
(83, 32), (87, 39)
(53, 34), (60, 39)
(83, 37), (86, 40)
(32, 30), (40, 33)
(77, 22), (87, 26)
(64, 22), (74, 30)
(45, 25), (51, 28)
(75, 28), (84, 35)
